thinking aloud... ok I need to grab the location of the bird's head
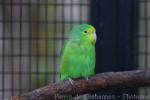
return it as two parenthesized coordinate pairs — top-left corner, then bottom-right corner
(70, 24), (97, 45)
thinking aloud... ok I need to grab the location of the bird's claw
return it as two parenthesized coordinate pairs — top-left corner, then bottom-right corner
(86, 77), (89, 81)
(68, 78), (74, 85)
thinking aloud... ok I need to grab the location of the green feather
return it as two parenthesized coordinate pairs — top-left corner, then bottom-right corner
(60, 24), (96, 80)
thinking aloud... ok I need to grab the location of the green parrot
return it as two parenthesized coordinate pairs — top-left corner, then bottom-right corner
(60, 24), (97, 84)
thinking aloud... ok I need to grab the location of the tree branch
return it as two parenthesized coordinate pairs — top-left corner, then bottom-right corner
(10, 69), (150, 100)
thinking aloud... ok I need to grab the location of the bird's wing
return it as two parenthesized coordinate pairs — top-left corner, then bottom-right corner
(60, 39), (81, 57)
(60, 40), (82, 80)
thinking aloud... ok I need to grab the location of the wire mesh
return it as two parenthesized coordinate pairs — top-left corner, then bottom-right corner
(0, 0), (149, 99)
(138, 0), (150, 99)
(0, 0), (90, 99)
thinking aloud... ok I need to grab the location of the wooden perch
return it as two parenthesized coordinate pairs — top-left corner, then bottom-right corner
(10, 69), (150, 100)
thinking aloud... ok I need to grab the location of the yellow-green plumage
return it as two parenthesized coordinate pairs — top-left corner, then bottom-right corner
(60, 24), (96, 80)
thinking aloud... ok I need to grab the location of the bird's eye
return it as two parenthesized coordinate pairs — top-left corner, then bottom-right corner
(84, 31), (87, 34)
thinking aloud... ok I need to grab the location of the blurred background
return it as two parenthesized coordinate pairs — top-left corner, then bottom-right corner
(0, 0), (149, 100)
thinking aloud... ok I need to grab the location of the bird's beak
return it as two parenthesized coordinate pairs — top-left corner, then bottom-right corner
(94, 32), (97, 43)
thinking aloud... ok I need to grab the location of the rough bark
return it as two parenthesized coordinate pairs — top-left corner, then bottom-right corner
(10, 69), (150, 100)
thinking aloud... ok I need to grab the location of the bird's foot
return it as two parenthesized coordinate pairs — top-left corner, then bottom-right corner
(86, 77), (89, 81)
(68, 78), (74, 85)
(68, 78), (77, 94)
